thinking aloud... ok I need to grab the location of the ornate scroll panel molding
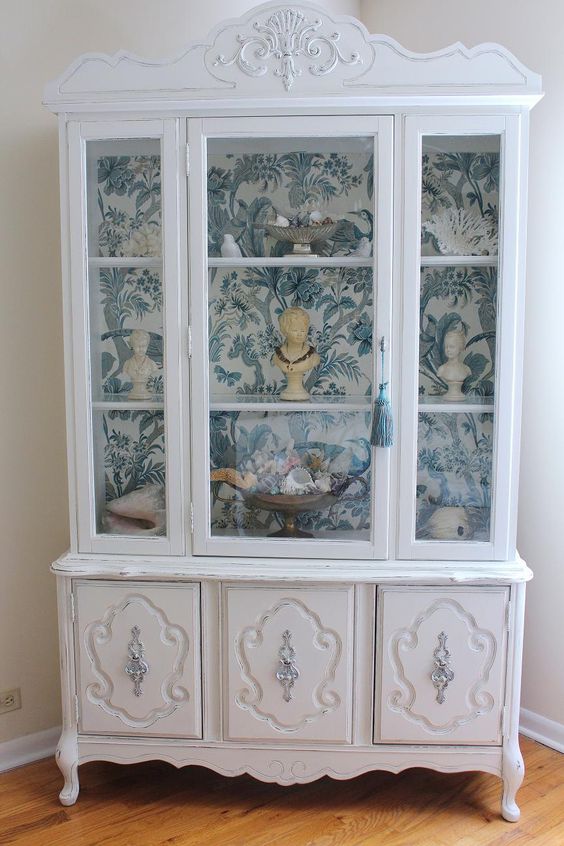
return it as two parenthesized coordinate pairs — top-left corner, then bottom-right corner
(84, 593), (190, 729)
(43, 1), (541, 108)
(387, 598), (497, 735)
(234, 597), (342, 734)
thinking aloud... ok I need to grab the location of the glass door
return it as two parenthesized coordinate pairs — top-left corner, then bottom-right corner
(68, 120), (183, 554)
(189, 116), (392, 558)
(399, 115), (524, 560)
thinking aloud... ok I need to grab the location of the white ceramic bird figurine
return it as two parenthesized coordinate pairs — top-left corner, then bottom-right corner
(274, 212), (290, 227)
(349, 236), (372, 257)
(220, 234), (243, 257)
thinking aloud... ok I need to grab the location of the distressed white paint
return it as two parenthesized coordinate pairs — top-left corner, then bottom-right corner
(45, 2), (540, 823)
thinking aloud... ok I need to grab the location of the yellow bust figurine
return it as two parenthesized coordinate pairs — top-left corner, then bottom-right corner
(273, 307), (320, 401)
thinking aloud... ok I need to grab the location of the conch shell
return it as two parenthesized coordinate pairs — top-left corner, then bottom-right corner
(211, 468), (257, 490)
(104, 484), (166, 535)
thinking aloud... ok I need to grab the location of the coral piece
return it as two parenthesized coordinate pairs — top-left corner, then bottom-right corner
(210, 468), (257, 490)
(423, 209), (498, 256)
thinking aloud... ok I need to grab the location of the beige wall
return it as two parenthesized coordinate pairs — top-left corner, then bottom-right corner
(360, 0), (564, 725)
(2, 0), (560, 747)
(0, 0), (359, 745)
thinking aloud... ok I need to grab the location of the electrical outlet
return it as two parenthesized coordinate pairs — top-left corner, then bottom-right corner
(0, 688), (21, 714)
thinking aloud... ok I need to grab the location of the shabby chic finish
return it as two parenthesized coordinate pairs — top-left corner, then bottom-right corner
(44, 1), (541, 823)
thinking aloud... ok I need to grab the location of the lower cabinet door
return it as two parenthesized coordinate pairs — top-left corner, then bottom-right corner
(76, 581), (202, 737)
(223, 584), (354, 743)
(376, 586), (508, 744)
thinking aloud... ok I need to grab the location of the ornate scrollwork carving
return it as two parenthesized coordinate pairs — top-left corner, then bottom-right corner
(213, 8), (361, 91)
(431, 631), (454, 704)
(387, 597), (496, 734)
(276, 630), (299, 702)
(84, 593), (190, 728)
(235, 597), (342, 733)
(125, 625), (149, 696)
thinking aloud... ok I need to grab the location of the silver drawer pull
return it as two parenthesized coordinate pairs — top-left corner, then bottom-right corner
(276, 630), (299, 702)
(125, 626), (149, 696)
(431, 631), (454, 704)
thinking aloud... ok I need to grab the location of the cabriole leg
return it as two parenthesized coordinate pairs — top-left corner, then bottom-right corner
(501, 739), (524, 822)
(56, 728), (79, 806)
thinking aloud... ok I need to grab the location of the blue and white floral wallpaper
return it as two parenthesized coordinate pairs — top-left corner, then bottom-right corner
(210, 410), (372, 537)
(94, 266), (164, 399)
(94, 153), (162, 258)
(416, 411), (493, 541)
(419, 265), (497, 400)
(100, 409), (166, 522)
(209, 265), (373, 397)
(207, 145), (373, 257)
(421, 143), (499, 257)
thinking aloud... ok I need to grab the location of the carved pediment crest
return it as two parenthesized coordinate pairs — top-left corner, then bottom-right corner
(206, 4), (371, 91)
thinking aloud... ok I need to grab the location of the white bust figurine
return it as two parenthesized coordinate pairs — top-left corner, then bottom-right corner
(273, 307), (320, 401)
(123, 329), (160, 400)
(437, 328), (471, 401)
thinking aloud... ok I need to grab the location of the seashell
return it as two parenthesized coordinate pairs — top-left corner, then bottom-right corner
(255, 473), (281, 494)
(104, 484), (166, 535)
(309, 210), (323, 224)
(426, 506), (472, 540)
(210, 468), (257, 490)
(314, 475), (332, 493)
(274, 213), (290, 227)
(281, 467), (316, 495)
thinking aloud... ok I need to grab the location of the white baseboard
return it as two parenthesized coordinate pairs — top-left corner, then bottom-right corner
(520, 708), (564, 753)
(0, 726), (60, 773)
(0, 715), (560, 774)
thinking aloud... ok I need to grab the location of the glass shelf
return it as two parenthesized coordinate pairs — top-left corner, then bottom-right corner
(420, 256), (497, 267)
(419, 397), (493, 414)
(210, 394), (372, 412)
(89, 257), (162, 268)
(93, 398), (165, 410)
(208, 257), (373, 268)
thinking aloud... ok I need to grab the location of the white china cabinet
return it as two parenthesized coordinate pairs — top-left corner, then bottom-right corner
(44, 2), (542, 821)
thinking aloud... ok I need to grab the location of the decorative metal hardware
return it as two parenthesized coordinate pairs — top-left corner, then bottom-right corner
(125, 626), (149, 697)
(431, 631), (454, 704)
(214, 9), (361, 92)
(276, 629), (299, 702)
